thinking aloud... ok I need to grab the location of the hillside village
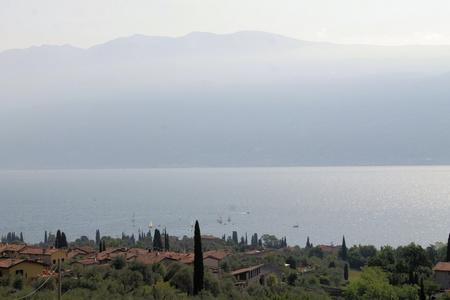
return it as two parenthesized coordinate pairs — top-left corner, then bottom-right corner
(1, 230), (450, 299)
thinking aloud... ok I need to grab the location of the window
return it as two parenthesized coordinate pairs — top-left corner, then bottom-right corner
(52, 259), (56, 264)
(16, 270), (23, 275)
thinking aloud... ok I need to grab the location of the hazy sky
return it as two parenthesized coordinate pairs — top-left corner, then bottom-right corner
(1, 0), (450, 52)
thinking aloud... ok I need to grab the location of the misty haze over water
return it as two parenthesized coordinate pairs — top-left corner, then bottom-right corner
(1, 31), (450, 169)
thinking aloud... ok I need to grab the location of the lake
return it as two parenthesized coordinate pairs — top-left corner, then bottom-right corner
(1, 166), (449, 248)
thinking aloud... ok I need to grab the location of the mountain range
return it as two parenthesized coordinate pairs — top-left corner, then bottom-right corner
(1, 31), (449, 169)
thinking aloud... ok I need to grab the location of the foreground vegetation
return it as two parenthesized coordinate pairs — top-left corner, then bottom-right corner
(1, 230), (450, 299)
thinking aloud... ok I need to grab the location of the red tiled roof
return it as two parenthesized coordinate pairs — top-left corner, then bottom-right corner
(0, 245), (28, 253)
(317, 245), (339, 254)
(20, 248), (63, 256)
(67, 250), (86, 259)
(231, 264), (263, 275)
(203, 249), (229, 260)
(71, 259), (100, 266)
(75, 246), (96, 254)
(434, 262), (450, 271)
(0, 258), (24, 268)
(0, 258), (44, 269)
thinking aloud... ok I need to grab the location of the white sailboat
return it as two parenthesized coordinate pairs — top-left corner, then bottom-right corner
(217, 215), (223, 224)
(149, 221), (153, 228)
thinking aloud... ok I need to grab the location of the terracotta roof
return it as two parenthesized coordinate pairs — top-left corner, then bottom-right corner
(135, 253), (176, 264)
(134, 252), (194, 265)
(0, 245), (28, 252)
(127, 248), (149, 255)
(20, 248), (63, 256)
(75, 246), (96, 254)
(203, 249), (229, 260)
(231, 264), (263, 275)
(71, 259), (100, 266)
(434, 262), (450, 271)
(317, 245), (339, 254)
(0, 258), (24, 268)
(67, 250), (89, 259)
(0, 258), (44, 269)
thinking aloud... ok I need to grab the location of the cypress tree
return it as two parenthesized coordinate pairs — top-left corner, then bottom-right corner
(306, 236), (310, 248)
(55, 230), (61, 249)
(419, 279), (426, 300)
(61, 232), (68, 248)
(344, 263), (349, 280)
(447, 233), (450, 262)
(96, 229), (100, 245)
(164, 229), (170, 251)
(102, 240), (106, 252)
(44, 231), (48, 244)
(20, 232), (24, 242)
(341, 235), (348, 261)
(232, 231), (238, 244)
(153, 229), (163, 251)
(193, 220), (204, 295)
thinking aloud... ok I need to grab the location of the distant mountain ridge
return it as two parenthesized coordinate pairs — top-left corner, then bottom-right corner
(0, 31), (449, 169)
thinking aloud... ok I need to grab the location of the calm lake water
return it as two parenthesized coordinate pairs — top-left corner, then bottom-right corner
(1, 166), (449, 248)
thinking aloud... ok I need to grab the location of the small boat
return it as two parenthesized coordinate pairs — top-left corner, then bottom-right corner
(217, 215), (223, 224)
(149, 221), (153, 228)
(227, 216), (231, 222)
(293, 222), (299, 228)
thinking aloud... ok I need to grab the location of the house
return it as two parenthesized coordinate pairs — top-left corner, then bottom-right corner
(70, 259), (100, 269)
(201, 235), (221, 243)
(0, 258), (45, 284)
(0, 244), (29, 258)
(134, 252), (180, 266)
(433, 262), (450, 289)
(317, 245), (339, 255)
(231, 264), (263, 288)
(203, 249), (230, 269)
(19, 248), (67, 266)
(73, 246), (97, 259)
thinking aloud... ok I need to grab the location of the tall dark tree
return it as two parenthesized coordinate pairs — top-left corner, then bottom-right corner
(55, 230), (62, 249)
(232, 231), (238, 244)
(96, 229), (100, 245)
(164, 229), (170, 251)
(306, 236), (311, 248)
(419, 279), (426, 300)
(447, 233), (450, 262)
(344, 263), (349, 280)
(61, 232), (68, 248)
(341, 235), (348, 261)
(153, 229), (163, 251)
(44, 231), (48, 244)
(193, 220), (204, 295)
(251, 233), (258, 246)
(19, 232), (23, 242)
